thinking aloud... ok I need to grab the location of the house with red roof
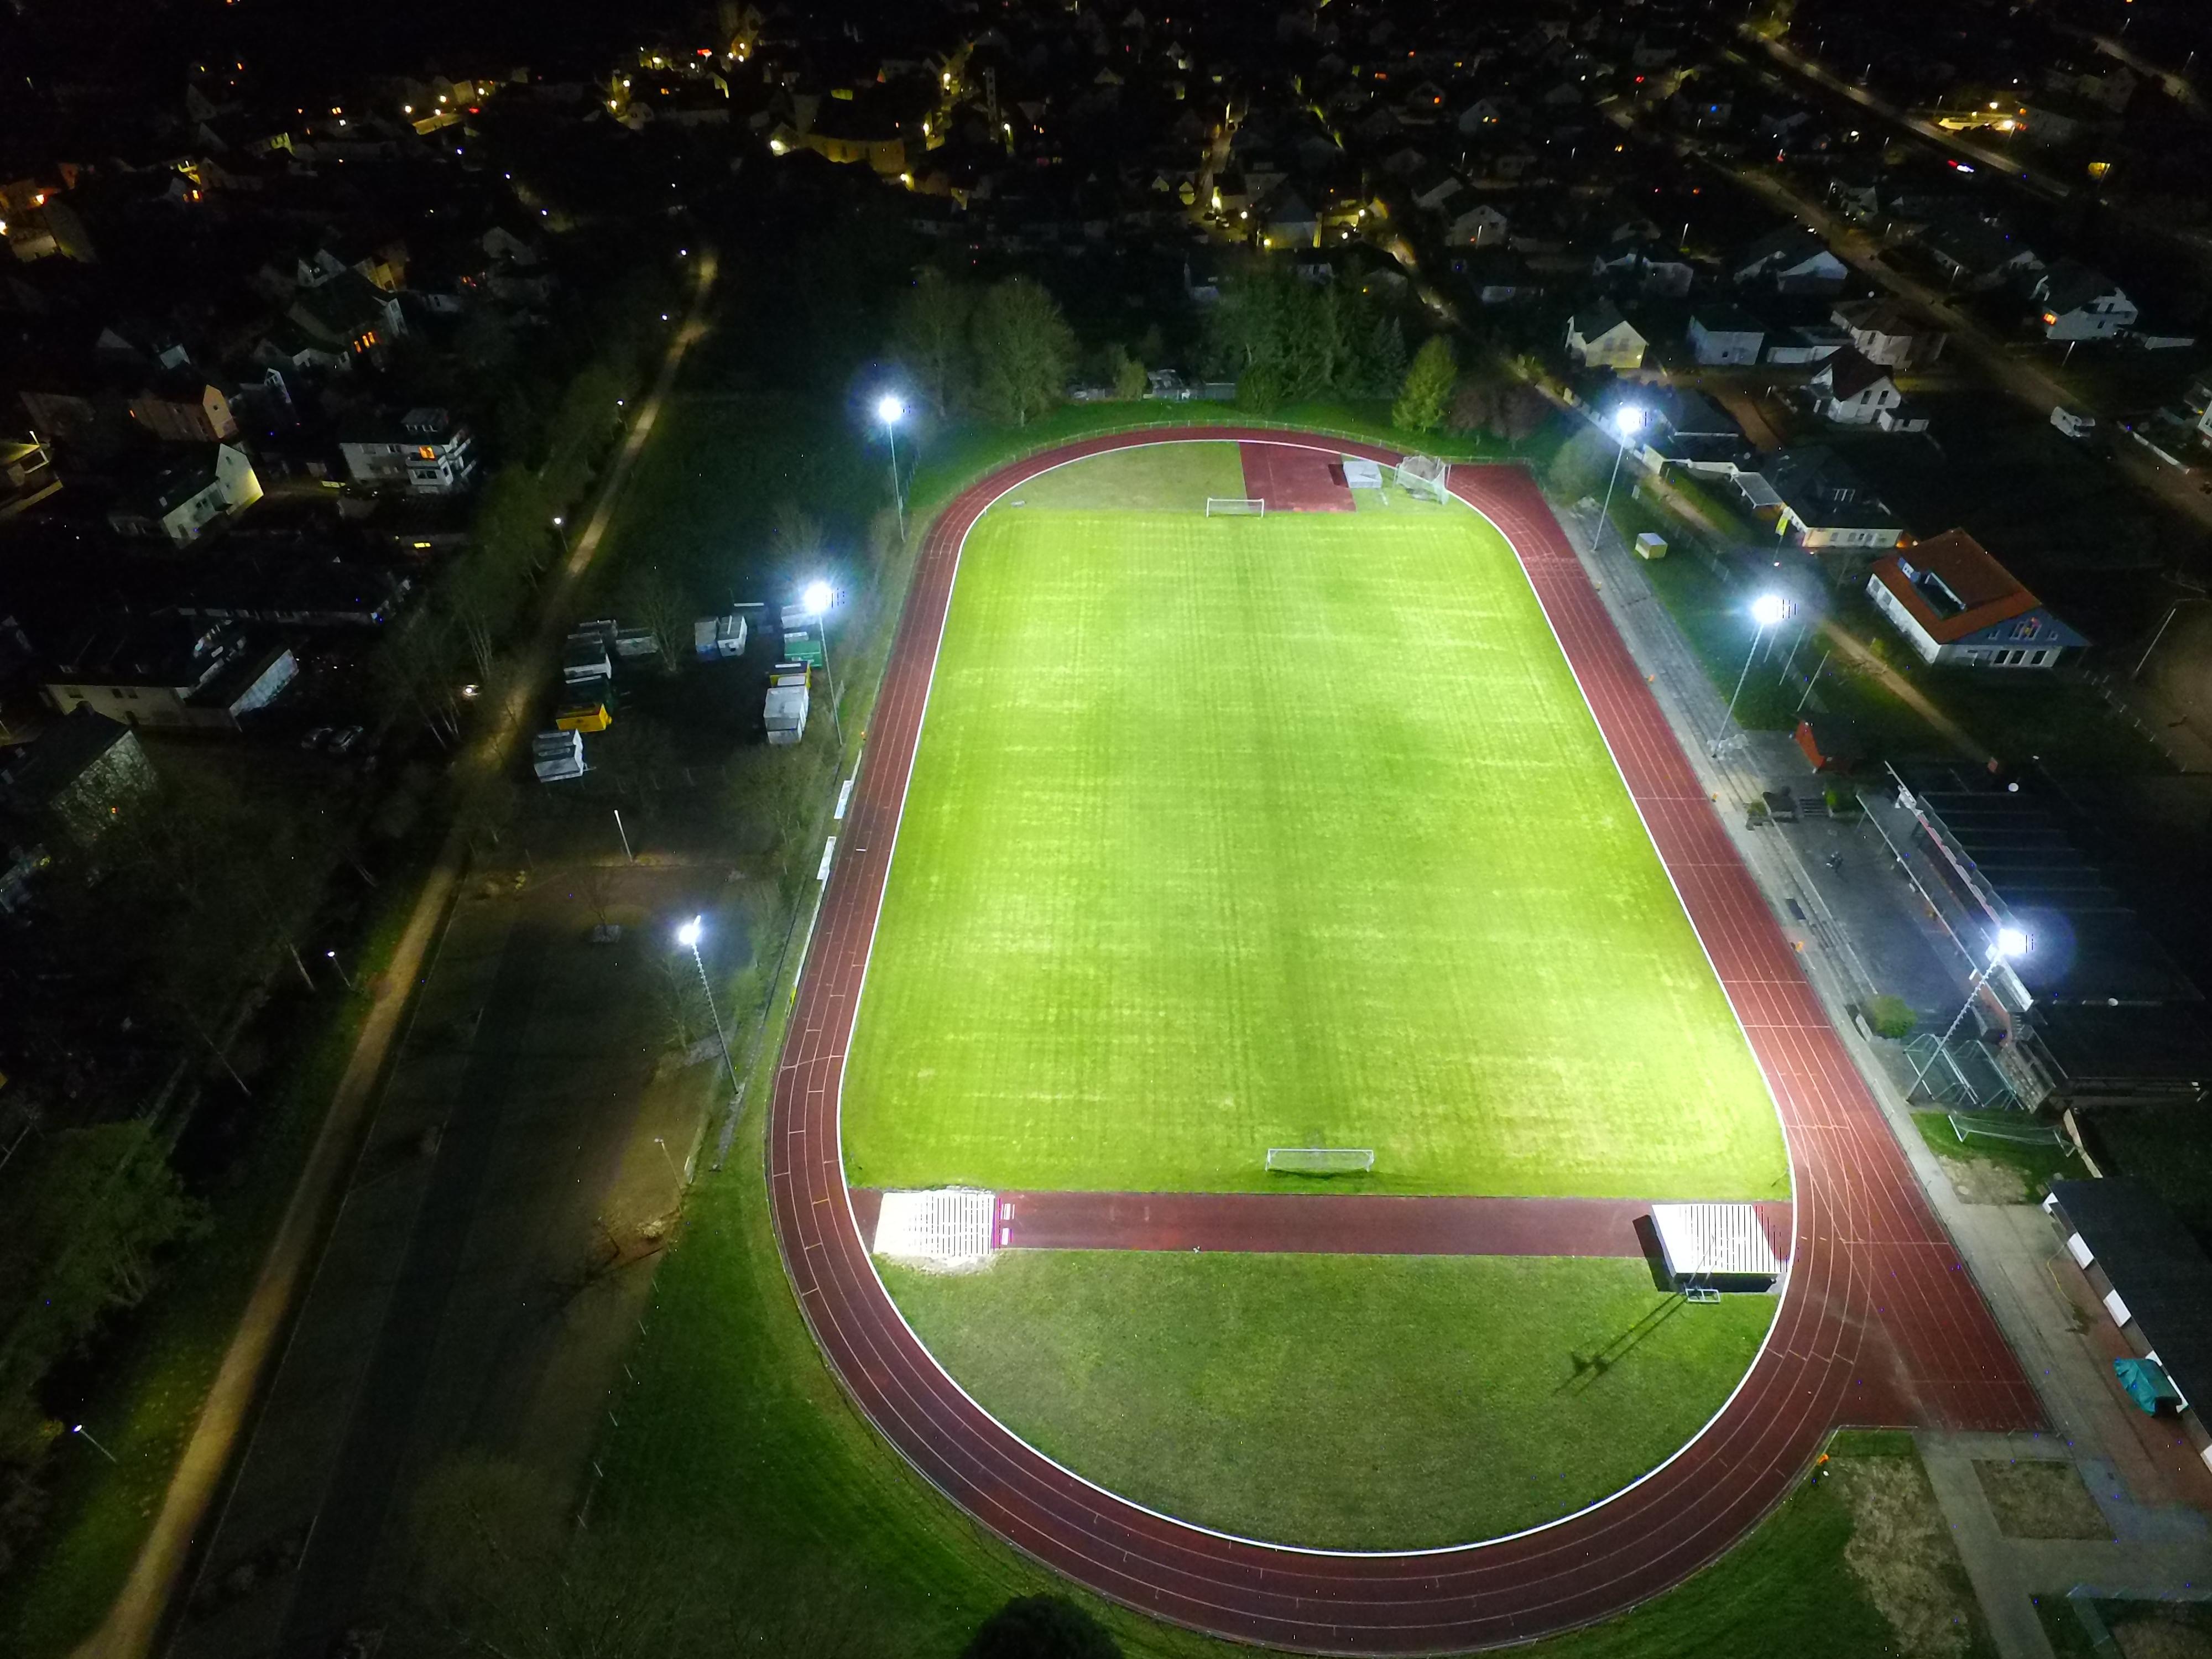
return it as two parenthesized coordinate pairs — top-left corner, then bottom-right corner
(1865, 530), (2087, 669)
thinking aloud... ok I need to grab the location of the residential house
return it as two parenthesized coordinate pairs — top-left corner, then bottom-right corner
(1636, 388), (1749, 473)
(1687, 305), (1765, 367)
(1445, 202), (1508, 248)
(107, 443), (263, 545)
(1757, 446), (1907, 556)
(1924, 217), (2041, 293)
(0, 705), (156, 851)
(1809, 348), (1902, 425)
(43, 617), (296, 731)
(1408, 165), (1464, 215)
(1866, 530), (2086, 667)
(1834, 299), (1946, 369)
(287, 270), (405, 359)
(2032, 262), (2136, 342)
(1564, 300), (1646, 369)
(338, 408), (478, 495)
(2, 434), (59, 517)
(1729, 225), (1848, 295)
(1260, 192), (1319, 250)
(127, 374), (241, 442)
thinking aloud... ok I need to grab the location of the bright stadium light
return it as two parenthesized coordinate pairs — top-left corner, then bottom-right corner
(1750, 592), (1790, 628)
(802, 580), (833, 617)
(1597, 405), (1647, 548)
(676, 915), (702, 949)
(1996, 926), (2031, 959)
(876, 393), (905, 426)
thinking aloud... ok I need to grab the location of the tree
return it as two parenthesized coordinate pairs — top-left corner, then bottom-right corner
(964, 1596), (1122, 1659)
(1392, 335), (1457, 433)
(1360, 315), (1408, 397)
(896, 266), (972, 418)
(1109, 344), (1147, 400)
(619, 562), (690, 672)
(969, 277), (1077, 426)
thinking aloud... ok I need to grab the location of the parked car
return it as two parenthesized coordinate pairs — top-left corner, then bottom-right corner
(300, 726), (333, 750)
(327, 726), (364, 756)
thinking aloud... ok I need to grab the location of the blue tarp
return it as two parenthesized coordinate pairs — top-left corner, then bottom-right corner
(2114, 1357), (2184, 1415)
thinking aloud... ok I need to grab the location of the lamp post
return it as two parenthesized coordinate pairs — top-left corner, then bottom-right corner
(550, 515), (567, 555)
(876, 393), (908, 544)
(1714, 593), (1791, 755)
(72, 1423), (118, 1465)
(325, 950), (353, 992)
(676, 916), (741, 1099)
(1909, 927), (2031, 1097)
(802, 578), (843, 753)
(1595, 404), (1646, 551)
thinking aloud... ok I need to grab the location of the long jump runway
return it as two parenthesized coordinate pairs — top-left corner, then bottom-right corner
(767, 433), (2041, 1653)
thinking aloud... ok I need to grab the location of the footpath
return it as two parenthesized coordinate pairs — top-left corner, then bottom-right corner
(1557, 495), (2212, 1659)
(72, 252), (721, 1659)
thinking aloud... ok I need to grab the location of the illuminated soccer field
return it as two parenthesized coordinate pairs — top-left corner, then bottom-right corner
(840, 445), (1788, 1202)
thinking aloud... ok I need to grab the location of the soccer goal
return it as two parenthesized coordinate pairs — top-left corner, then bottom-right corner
(1395, 454), (1449, 503)
(1266, 1147), (1375, 1176)
(1206, 496), (1266, 517)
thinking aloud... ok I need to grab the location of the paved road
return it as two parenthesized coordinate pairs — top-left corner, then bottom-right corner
(72, 251), (720, 1659)
(767, 430), (2036, 1653)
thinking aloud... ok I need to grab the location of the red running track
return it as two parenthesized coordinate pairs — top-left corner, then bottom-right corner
(768, 433), (2041, 1653)
(851, 1188), (1794, 1261)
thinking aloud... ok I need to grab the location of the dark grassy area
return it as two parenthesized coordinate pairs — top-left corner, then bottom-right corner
(1, 890), (426, 1657)
(1912, 1112), (2083, 1204)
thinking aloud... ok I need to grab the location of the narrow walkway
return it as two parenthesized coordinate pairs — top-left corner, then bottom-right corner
(72, 252), (721, 1659)
(852, 1188), (1794, 1260)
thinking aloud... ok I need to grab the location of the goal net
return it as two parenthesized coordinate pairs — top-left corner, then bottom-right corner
(1395, 455), (1449, 503)
(1206, 496), (1266, 517)
(1266, 1147), (1375, 1176)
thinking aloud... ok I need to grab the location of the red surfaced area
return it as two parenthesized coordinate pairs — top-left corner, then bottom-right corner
(1239, 439), (1355, 512)
(771, 432), (2039, 1653)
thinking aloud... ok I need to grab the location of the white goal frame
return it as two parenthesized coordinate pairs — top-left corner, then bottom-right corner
(1205, 496), (1266, 517)
(1395, 455), (1449, 503)
(1265, 1146), (1376, 1175)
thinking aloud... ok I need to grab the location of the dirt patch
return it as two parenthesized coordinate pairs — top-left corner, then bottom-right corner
(1943, 1156), (2033, 1205)
(1974, 1459), (2110, 1540)
(2112, 1604), (2212, 1659)
(1828, 1456), (1981, 1658)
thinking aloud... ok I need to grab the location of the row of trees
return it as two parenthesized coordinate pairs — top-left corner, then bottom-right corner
(1201, 269), (1411, 411)
(895, 269), (1079, 426)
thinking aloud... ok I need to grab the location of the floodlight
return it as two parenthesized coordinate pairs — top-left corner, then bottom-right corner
(877, 393), (906, 426)
(1613, 404), (1646, 437)
(1995, 926), (2030, 959)
(676, 916), (702, 949)
(802, 580), (834, 616)
(1750, 593), (1789, 628)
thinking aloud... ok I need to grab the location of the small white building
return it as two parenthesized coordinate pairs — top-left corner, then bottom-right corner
(764, 681), (811, 745)
(106, 442), (263, 545)
(2033, 261), (2136, 342)
(1809, 348), (1903, 425)
(1444, 202), (1509, 248)
(533, 728), (586, 781)
(1564, 301), (1646, 369)
(340, 407), (478, 495)
(1686, 305), (1765, 367)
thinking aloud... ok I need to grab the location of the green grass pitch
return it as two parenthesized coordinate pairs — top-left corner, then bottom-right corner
(886, 1251), (1775, 1549)
(841, 453), (1788, 1199)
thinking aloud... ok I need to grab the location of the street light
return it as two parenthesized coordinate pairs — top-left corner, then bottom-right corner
(676, 915), (741, 1099)
(1596, 404), (1646, 550)
(876, 393), (908, 544)
(325, 949), (354, 992)
(802, 578), (843, 753)
(1715, 593), (1791, 755)
(72, 1424), (118, 1465)
(1908, 928), (2031, 1097)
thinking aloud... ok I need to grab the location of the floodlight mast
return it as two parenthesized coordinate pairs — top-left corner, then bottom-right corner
(677, 915), (740, 1099)
(1714, 594), (1790, 755)
(803, 581), (844, 754)
(877, 394), (907, 543)
(1595, 404), (1646, 551)
(1908, 929), (2031, 1097)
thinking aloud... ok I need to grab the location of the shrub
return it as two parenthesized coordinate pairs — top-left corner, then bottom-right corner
(1864, 994), (1916, 1040)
